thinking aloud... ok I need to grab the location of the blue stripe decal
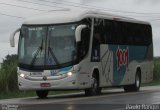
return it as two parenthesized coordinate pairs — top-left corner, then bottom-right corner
(50, 66), (72, 76)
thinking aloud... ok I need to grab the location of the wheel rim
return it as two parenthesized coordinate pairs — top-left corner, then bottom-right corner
(91, 77), (98, 93)
(136, 75), (140, 88)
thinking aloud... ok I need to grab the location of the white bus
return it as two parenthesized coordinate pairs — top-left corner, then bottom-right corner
(10, 10), (153, 98)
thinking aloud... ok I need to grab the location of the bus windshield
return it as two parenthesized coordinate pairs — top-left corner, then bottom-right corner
(18, 24), (77, 69)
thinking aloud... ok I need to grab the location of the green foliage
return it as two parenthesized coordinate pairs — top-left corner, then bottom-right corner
(143, 57), (160, 86)
(0, 91), (36, 99)
(0, 54), (18, 93)
(153, 57), (160, 81)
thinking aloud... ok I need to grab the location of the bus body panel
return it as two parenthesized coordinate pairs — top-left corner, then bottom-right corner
(90, 44), (153, 87)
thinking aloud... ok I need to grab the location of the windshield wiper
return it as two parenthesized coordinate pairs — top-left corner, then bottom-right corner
(48, 41), (60, 66)
(30, 39), (43, 66)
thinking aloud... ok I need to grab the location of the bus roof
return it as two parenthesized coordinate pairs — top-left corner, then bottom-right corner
(23, 9), (150, 25)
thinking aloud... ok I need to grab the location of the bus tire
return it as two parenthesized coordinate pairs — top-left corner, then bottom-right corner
(85, 73), (100, 96)
(124, 70), (141, 92)
(36, 90), (49, 98)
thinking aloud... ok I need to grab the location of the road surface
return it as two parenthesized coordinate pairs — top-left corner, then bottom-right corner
(0, 86), (160, 110)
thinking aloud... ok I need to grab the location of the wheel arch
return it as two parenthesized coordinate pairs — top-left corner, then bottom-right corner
(91, 67), (100, 86)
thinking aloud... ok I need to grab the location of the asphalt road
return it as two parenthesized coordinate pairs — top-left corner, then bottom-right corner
(0, 86), (160, 110)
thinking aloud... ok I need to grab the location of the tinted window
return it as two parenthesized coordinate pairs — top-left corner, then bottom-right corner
(104, 20), (152, 45)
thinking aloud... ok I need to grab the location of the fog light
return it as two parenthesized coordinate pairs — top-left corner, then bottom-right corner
(67, 72), (73, 76)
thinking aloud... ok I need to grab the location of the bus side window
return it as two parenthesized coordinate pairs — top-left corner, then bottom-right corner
(79, 28), (90, 59)
(91, 18), (104, 62)
(105, 20), (115, 44)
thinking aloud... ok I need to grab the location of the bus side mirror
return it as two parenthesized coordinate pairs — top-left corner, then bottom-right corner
(10, 28), (20, 47)
(75, 25), (87, 42)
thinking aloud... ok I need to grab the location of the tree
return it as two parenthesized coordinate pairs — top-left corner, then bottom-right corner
(0, 54), (18, 92)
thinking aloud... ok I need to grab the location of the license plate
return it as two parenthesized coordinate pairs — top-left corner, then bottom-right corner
(40, 83), (51, 88)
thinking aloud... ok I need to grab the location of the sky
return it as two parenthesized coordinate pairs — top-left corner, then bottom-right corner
(0, 0), (160, 62)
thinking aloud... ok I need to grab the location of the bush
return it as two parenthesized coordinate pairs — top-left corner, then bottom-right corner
(153, 57), (160, 81)
(0, 54), (18, 93)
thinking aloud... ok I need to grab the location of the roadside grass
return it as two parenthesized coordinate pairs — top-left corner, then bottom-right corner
(142, 81), (160, 86)
(0, 91), (36, 99)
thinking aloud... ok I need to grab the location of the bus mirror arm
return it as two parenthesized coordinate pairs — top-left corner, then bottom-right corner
(75, 25), (87, 42)
(10, 28), (20, 47)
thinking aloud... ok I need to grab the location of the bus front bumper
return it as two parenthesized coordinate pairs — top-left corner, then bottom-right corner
(18, 74), (80, 90)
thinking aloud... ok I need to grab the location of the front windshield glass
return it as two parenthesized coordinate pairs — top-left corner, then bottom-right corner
(19, 26), (46, 66)
(47, 25), (77, 66)
(18, 24), (77, 69)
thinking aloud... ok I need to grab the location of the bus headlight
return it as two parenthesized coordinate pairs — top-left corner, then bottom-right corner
(20, 73), (25, 78)
(19, 73), (28, 78)
(67, 72), (73, 76)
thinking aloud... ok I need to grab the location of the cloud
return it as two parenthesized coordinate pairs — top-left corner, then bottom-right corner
(80, 0), (98, 4)
(0, 43), (18, 63)
(133, 0), (160, 5)
(0, 0), (160, 59)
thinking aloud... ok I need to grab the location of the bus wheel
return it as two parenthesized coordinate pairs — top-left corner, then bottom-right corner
(36, 90), (49, 98)
(85, 74), (100, 96)
(124, 71), (141, 92)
